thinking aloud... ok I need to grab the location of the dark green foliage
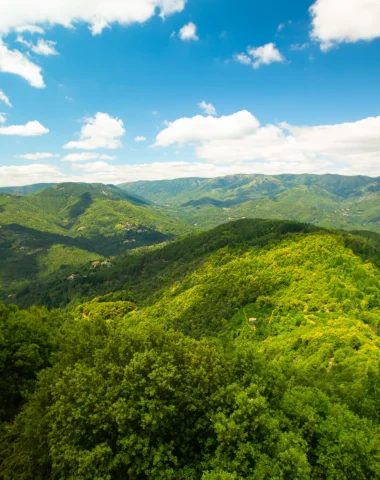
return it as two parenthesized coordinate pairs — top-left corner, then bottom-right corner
(1, 218), (380, 478)
(0, 303), (66, 422)
(1, 320), (380, 479)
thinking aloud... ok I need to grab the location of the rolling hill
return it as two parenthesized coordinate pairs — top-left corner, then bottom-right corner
(120, 173), (380, 231)
(2, 218), (380, 478)
(0, 183), (190, 295)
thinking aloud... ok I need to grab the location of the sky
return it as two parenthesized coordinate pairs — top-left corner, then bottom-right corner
(0, 0), (380, 186)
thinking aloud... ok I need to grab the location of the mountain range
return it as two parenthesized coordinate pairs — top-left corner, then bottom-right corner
(1, 173), (380, 299)
(121, 173), (380, 231)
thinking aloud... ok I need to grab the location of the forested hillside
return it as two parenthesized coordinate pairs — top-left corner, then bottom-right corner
(120, 173), (380, 231)
(0, 183), (190, 295)
(1, 219), (380, 479)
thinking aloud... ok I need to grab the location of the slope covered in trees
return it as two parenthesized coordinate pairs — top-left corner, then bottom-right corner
(1, 219), (380, 478)
(0, 183), (190, 295)
(120, 173), (380, 231)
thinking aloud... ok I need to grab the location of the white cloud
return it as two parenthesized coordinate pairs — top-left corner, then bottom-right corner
(0, 114), (6, 124)
(234, 53), (252, 65)
(62, 152), (116, 162)
(0, 89), (12, 107)
(155, 111), (260, 147)
(0, 164), (65, 187)
(277, 20), (292, 33)
(0, 120), (49, 136)
(15, 25), (45, 34)
(179, 22), (198, 41)
(16, 36), (58, 56)
(290, 43), (310, 51)
(154, 111), (380, 175)
(247, 43), (285, 69)
(64, 112), (125, 150)
(198, 101), (217, 116)
(152, 111), (159, 115)
(135, 136), (147, 142)
(32, 39), (58, 56)
(71, 161), (268, 181)
(234, 43), (285, 69)
(310, 0), (380, 51)
(0, 39), (45, 88)
(2, 144), (380, 188)
(17, 152), (59, 160)
(0, 0), (187, 35)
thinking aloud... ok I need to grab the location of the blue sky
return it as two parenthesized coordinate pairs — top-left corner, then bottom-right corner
(0, 0), (379, 186)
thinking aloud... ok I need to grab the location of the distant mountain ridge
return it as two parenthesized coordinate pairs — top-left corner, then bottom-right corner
(120, 173), (380, 232)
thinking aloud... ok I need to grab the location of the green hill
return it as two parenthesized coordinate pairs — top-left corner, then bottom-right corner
(120, 173), (380, 231)
(0, 183), (190, 295)
(2, 219), (380, 478)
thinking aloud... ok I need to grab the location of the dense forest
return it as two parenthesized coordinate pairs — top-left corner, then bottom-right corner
(1, 215), (380, 479)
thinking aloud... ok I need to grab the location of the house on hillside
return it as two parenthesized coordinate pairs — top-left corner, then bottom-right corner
(101, 261), (112, 267)
(67, 274), (80, 281)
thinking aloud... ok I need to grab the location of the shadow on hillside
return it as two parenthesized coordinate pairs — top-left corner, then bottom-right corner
(0, 224), (174, 293)
(7, 219), (321, 309)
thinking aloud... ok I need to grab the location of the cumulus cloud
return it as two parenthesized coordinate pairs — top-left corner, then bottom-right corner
(154, 110), (380, 175)
(0, 0), (187, 35)
(17, 152), (59, 160)
(0, 120), (49, 136)
(0, 89), (11, 107)
(310, 0), (380, 51)
(64, 112), (125, 150)
(62, 152), (116, 162)
(0, 114), (6, 124)
(179, 22), (199, 41)
(134, 136), (147, 142)
(0, 39), (45, 88)
(198, 101), (217, 116)
(155, 111), (260, 147)
(247, 43), (285, 68)
(235, 43), (285, 69)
